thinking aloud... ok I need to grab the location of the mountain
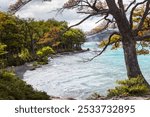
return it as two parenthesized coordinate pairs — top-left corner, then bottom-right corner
(86, 30), (114, 42)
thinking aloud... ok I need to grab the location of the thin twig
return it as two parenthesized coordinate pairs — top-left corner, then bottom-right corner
(87, 32), (120, 61)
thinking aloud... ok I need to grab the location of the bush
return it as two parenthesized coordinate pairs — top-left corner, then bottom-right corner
(36, 46), (55, 58)
(18, 48), (31, 61)
(7, 55), (25, 66)
(0, 70), (50, 100)
(37, 56), (49, 65)
(36, 46), (54, 65)
(107, 77), (150, 97)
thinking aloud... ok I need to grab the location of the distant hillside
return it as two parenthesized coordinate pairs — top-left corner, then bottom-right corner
(86, 30), (114, 42)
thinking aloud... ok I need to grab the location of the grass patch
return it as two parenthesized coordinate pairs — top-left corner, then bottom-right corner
(0, 70), (50, 100)
(107, 77), (150, 97)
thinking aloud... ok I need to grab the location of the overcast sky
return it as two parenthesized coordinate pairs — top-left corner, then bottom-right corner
(0, 0), (101, 31)
(0, 0), (143, 31)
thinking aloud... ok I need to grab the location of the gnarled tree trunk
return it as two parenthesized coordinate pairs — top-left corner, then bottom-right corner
(121, 33), (149, 86)
(106, 0), (149, 86)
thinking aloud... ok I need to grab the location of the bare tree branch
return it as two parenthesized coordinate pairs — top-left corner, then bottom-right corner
(135, 1), (150, 32)
(9, 0), (32, 14)
(95, 16), (106, 24)
(135, 35), (150, 41)
(9, 0), (51, 14)
(125, 0), (136, 12)
(129, 0), (147, 29)
(48, 14), (95, 42)
(68, 14), (94, 29)
(93, 0), (98, 7)
(88, 32), (120, 61)
(77, 9), (109, 15)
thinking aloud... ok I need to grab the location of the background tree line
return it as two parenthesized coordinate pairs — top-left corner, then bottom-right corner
(0, 11), (85, 67)
(0, 10), (85, 100)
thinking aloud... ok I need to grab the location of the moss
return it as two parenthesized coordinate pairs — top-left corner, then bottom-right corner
(0, 70), (50, 100)
(107, 77), (150, 98)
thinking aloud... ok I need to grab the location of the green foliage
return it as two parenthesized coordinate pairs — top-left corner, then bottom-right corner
(99, 6), (150, 55)
(0, 43), (7, 55)
(0, 70), (50, 100)
(36, 46), (55, 57)
(0, 11), (85, 100)
(62, 29), (84, 51)
(36, 46), (54, 65)
(18, 48), (31, 61)
(0, 43), (7, 68)
(99, 34), (121, 49)
(37, 57), (49, 65)
(0, 12), (85, 67)
(107, 77), (150, 97)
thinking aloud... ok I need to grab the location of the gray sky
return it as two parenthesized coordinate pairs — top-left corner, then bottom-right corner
(0, 0), (143, 31)
(0, 0), (100, 31)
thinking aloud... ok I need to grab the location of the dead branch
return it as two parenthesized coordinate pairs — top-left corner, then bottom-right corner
(68, 14), (94, 29)
(135, 34), (150, 41)
(9, 0), (32, 14)
(88, 31), (120, 61)
(125, 0), (136, 12)
(9, 0), (51, 14)
(129, 0), (147, 29)
(135, 1), (150, 33)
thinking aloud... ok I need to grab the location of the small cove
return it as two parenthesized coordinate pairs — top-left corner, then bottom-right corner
(23, 41), (150, 99)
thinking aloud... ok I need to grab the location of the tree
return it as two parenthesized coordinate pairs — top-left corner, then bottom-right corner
(62, 0), (150, 86)
(0, 43), (7, 67)
(9, 0), (52, 14)
(10, 0), (150, 86)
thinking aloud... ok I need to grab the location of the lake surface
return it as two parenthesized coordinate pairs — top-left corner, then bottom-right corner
(23, 41), (150, 99)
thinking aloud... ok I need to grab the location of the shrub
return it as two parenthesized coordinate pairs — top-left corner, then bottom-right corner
(7, 55), (25, 66)
(36, 46), (55, 58)
(37, 56), (49, 65)
(0, 70), (50, 100)
(36, 46), (54, 65)
(107, 77), (150, 97)
(18, 48), (31, 61)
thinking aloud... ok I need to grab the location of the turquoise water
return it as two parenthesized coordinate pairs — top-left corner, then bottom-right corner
(23, 41), (150, 99)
